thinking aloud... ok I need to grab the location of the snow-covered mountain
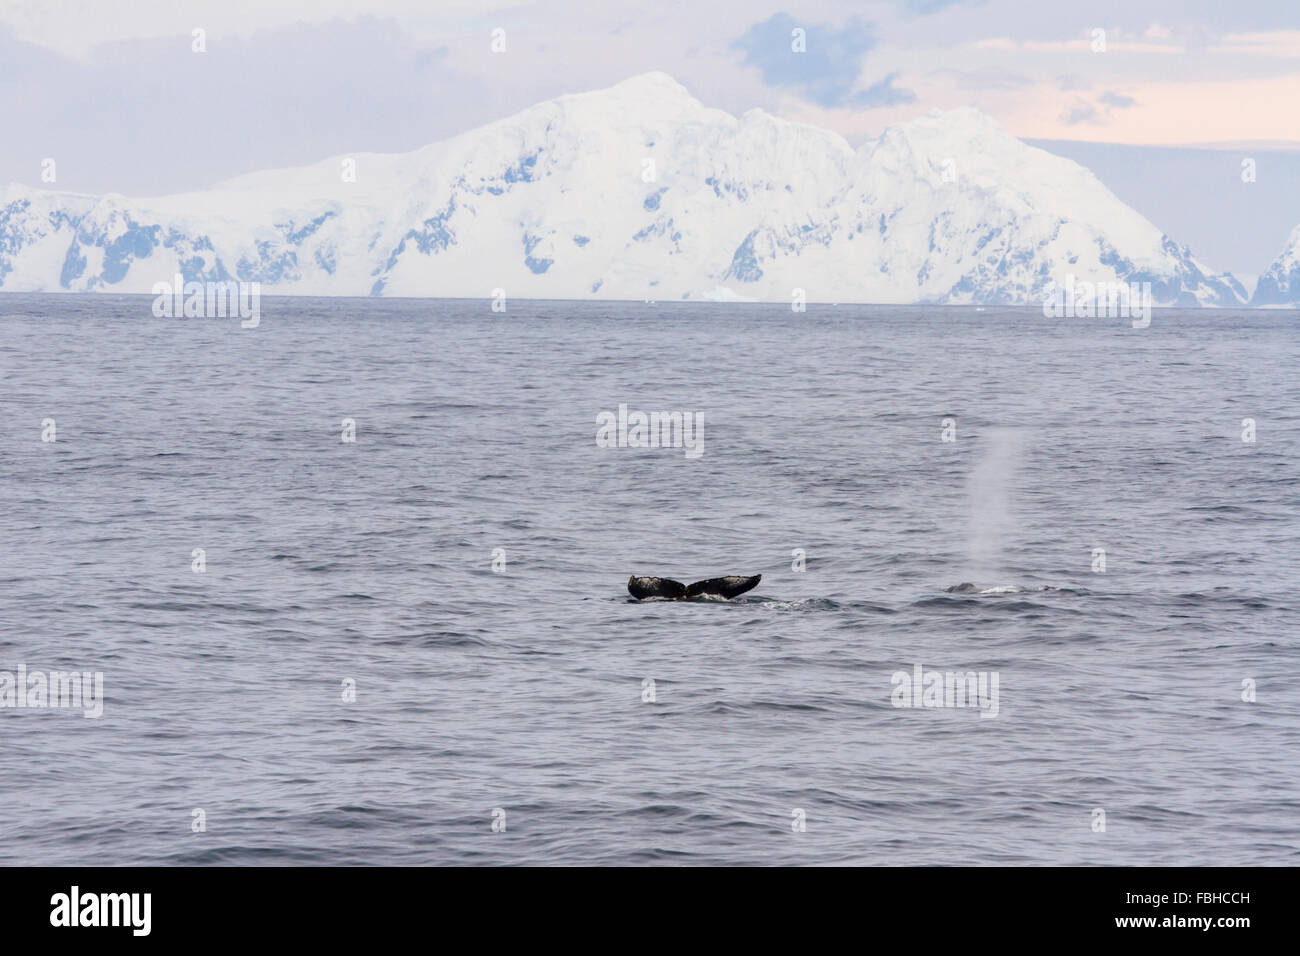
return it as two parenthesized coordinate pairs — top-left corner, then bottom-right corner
(1250, 224), (1300, 306)
(0, 72), (1247, 305)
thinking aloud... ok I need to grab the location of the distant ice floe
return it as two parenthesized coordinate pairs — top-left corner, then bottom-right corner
(697, 285), (758, 303)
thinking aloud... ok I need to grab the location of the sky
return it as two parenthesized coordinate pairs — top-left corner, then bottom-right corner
(2, 0), (1298, 277)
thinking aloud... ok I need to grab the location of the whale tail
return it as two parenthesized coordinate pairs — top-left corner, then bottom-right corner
(686, 575), (761, 599)
(628, 574), (761, 601)
(628, 576), (687, 600)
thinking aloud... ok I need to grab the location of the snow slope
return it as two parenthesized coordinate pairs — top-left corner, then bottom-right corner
(0, 72), (1247, 305)
(1250, 224), (1300, 306)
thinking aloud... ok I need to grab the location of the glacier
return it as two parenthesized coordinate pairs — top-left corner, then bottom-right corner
(0, 71), (1249, 306)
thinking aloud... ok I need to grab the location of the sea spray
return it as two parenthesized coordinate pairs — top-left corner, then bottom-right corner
(961, 427), (1026, 583)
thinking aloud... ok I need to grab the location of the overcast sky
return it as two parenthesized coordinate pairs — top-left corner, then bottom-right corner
(3, 0), (1298, 276)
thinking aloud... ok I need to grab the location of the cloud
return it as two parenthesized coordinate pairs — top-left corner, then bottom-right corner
(0, 18), (474, 195)
(414, 45), (449, 68)
(1061, 101), (1103, 126)
(1099, 90), (1138, 109)
(732, 12), (914, 109)
(933, 67), (1033, 91)
(1209, 30), (1300, 56)
(1061, 90), (1139, 125)
(851, 72), (918, 107)
(897, 0), (985, 15)
(0, 0), (496, 59)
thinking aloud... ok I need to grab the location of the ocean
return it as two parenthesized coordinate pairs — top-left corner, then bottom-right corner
(1, 295), (1297, 865)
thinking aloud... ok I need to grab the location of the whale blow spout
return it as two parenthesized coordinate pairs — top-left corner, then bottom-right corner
(628, 574), (761, 601)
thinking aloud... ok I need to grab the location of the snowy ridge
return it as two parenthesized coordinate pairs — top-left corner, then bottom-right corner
(1250, 224), (1300, 306)
(0, 72), (1247, 305)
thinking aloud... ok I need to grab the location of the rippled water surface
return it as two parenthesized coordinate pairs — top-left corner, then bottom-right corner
(1, 296), (1297, 865)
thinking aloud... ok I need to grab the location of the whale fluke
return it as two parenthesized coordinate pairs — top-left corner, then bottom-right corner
(627, 576), (688, 600)
(686, 575), (761, 599)
(628, 574), (761, 601)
